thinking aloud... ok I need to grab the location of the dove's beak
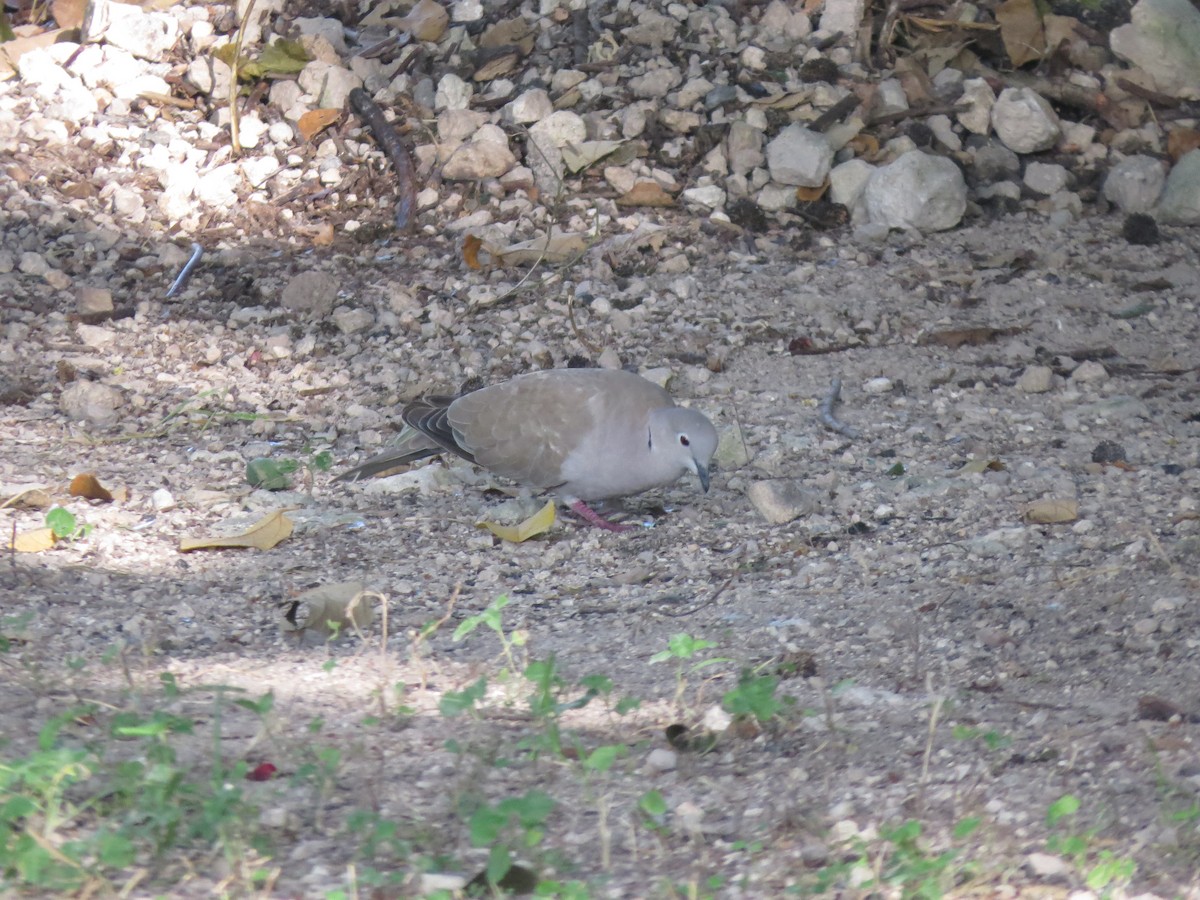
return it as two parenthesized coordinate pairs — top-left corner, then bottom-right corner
(696, 462), (710, 493)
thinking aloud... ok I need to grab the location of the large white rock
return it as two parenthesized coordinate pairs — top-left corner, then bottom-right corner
(1110, 0), (1200, 99)
(991, 87), (1060, 154)
(956, 78), (995, 135)
(765, 124), (833, 187)
(1156, 149), (1200, 224)
(1103, 155), (1166, 212)
(863, 151), (966, 232)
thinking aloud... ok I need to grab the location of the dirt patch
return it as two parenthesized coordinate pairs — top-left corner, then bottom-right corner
(4, 204), (1200, 896)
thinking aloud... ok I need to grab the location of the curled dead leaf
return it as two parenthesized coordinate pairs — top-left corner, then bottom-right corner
(958, 459), (1006, 475)
(479, 500), (556, 543)
(616, 181), (675, 208)
(1, 485), (53, 510)
(1168, 128), (1200, 163)
(561, 140), (624, 174)
(311, 223), (336, 247)
(1023, 498), (1078, 524)
(69, 473), (114, 503)
(180, 510), (294, 552)
(297, 108), (340, 142)
(794, 183), (829, 202)
(493, 231), (587, 266)
(52, 0), (87, 29)
(463, 233), (485, 270)
(995, 0), (1046, 67)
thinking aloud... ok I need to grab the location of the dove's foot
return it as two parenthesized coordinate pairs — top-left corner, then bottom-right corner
(569, 500), (634, 533)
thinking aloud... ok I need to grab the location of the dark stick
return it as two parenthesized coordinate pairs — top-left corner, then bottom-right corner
(348, 87), (418, 233)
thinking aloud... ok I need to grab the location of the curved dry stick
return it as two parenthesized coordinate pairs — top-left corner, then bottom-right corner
(349, 87), (418, 233)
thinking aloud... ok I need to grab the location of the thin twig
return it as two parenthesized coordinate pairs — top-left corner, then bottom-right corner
(566, 286), (602, 356)
(817, 378), (860, 438)
(166, 242), (203, 298)
(917, 680), (943, 815)
(656, 573), (736, 618)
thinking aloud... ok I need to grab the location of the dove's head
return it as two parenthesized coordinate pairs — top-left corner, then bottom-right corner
(650, 407), (718, 493)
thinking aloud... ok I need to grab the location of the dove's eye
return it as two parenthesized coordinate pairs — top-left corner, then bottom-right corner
(679, 435), (690, 447)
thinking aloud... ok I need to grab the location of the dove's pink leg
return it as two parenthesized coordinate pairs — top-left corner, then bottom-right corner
(569, 500), (634, 533)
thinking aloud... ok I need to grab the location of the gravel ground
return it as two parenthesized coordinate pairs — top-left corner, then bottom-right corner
(4, 0), (1200, 895)
(4, 207), (1200, 897)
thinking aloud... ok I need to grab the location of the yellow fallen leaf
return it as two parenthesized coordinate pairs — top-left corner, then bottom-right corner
(180, 510), (294, 552)
(958, 459), (1005, 475)
(69, 473), (114, 503)
(479, 500), (556, 543)
(11, 528), (57, 553)
(1024, 499), (1078, 524)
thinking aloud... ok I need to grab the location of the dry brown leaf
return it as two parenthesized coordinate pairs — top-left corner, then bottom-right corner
(1167, 128), (1200, 163)
(52, 0), (87, 29)
(1042, 14), (1084, 54)
(905, 15), (998, 33)
(795, 184), (829, 202)
(11, 528), (57, 553)
(69, 473), (114, 503)
(479, 17), (536, 53)
(995, 0), (1046, 67)
(750, 90), (809, 111)
(1, 486), (53, 510)
(959, 459), (1006, 475)
(297, 108), (340, 142)
(494, 231), (588, 266)
(616, 181), (675, 207)
(311, 223), (335, 246)
(473, 50), (518, 82)
(562, 140), (624, 173)
(923, 326), (1009, 349)
(462, 233), (485, 270)
(1024, 498), (1078, 524)
(479, 500), (556, 543)
(398, 0), (448, 41)
(847, 133), (881, 160)
(179, 510), (294, 552)
(893, 56), (935, 106)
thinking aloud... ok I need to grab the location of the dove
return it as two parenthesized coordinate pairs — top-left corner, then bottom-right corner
(334, 368), (717, 531)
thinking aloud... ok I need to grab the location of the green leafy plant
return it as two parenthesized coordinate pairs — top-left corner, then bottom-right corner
(650, 633), (730, 711)
(439, 676), (487, 718)
(722, 671), (787, 724)
(804, 816), (982, 897)
(1044, 794), (1136, 892)
(246, 449), (334, 490)
(951, 724), (1013, 752)
(0, 684), (279, 893)
(454, 595), (527, 678)
(468, 790), (554, 889)
(45, 507), (90, 542)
